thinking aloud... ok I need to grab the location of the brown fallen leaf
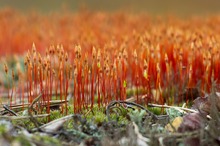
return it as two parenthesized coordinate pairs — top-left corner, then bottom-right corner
(192, 92), (220, 116)
(177, 112), (205, 146)
(178, 113), (202, 132)
(192, 96), (210, 115)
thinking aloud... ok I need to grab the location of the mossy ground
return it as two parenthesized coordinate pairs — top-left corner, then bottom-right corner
(0, 101), (165, 145)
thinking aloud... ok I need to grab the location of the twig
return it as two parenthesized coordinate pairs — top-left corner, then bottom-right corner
(0, 100), (68, 114)
(84, 108), (93, 117)
(109, 106), (124, 118)
(148, 103), (211, 119)
(34, 114), (74, 133)
(3, 105), (17, 116)
(0, 114), (49, 120)
(148, 103), (197, 113)
(29, 93), (42, 109)
(28, 93), (43, 128)
(106, 100), (158, 121)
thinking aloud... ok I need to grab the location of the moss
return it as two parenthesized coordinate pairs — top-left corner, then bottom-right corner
(109, 113), (128, 125)
(14, 136), (32, 146)
(49, 110), (63, 121)
(85, 105), (107, 123)
(11, 103), (139, 131)
(84, 104), (130, 125)
(108, 106), (129, 124)
(32, 133), (61, 146)
(11, 109), (58, 130)
(148, 107), (163, 115)
(0, 124), (6, 134)
(12, 119), (36, 130)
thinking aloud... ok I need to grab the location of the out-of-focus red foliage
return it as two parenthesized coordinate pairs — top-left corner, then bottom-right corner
(1, 8), (220, 112)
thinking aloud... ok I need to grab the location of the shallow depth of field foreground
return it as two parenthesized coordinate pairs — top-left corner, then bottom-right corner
(0, 4), (220, 146)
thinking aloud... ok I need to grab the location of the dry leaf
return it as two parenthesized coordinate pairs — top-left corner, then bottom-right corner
(178, 113), (202, 132)
(192, 96), (210, 115)
(165, 117), (183, 132)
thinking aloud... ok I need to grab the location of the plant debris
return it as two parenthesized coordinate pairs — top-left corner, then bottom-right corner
(0, 9), (220, 146)
(0, 91), (220, 145)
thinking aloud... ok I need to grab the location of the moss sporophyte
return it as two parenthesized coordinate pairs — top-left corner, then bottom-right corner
(1, 12), (220, 115)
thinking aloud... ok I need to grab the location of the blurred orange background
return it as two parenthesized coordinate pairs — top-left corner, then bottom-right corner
(0, 0), (220, 16)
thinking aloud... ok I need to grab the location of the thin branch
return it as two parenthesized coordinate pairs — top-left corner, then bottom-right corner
(148, 103), (211, 119)
(106, 100), (158, 121)
(3, 105), (17, 116)
(28, 93), (43, 128)
(0, 114), (49, 120)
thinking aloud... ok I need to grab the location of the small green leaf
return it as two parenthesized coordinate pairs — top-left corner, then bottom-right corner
(97, 62), (101, 68)
(143, 70), (148, 80)
(123, 80), (127, 88)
